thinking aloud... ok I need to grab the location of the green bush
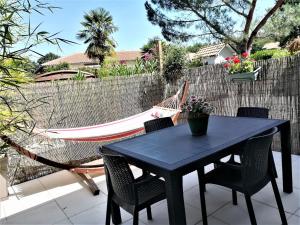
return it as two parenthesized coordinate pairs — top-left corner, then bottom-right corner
(187, 57), (203, 68)
(45, 62), (70, 72)
(251, 49), (290, 60)
(163, 45), (187, 82)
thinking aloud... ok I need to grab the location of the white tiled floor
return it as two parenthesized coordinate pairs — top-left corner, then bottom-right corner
(0, 151), (299, 225)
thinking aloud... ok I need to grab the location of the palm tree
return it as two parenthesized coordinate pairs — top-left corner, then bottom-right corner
(77, 8), (118, 65)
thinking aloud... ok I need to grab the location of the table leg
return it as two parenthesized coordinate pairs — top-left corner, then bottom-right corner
(165, 173), (186, 225)
(280, 121), (293, 193)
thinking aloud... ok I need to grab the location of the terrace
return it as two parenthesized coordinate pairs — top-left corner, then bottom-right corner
(1, 152), (299, 225)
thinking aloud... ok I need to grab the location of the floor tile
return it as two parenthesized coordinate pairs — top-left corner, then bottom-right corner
(139, 199), (201, 225)
(252, 182), (300, 214)
(294, 208), (300, 217)
(196, 216), (229, 225)
(52, 218), (73, 225)
(288, 214), (300, 225)
(212, 198), (291, 225)
(4, 201), (67, 225)
(184, 184), (232, 215)
(39, 171), (84, 199)
(69, 202), (131, 225)
(55, 187), (107, 217)
(182, 171), (199, 191)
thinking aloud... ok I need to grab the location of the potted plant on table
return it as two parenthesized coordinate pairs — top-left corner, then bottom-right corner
(181, 96), (214, 136)
(224, 52), (261, 81)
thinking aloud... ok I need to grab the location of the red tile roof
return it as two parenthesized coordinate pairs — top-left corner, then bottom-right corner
(43, 51), (142, 66)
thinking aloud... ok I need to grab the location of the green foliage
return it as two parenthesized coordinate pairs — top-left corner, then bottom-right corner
(45, 63), (70, 72)
(186, 43), (204, 53)
(97, 58), (158, 77)
(141, 37), (161, 53)
(251, 49), (290, 60)
(261, 4), (300, 47)
(145, 0), (286, 52)
(77, 8), (118, 65)
(37, 53), (60, 65)
(73, 71), (86, 80)
(0, 0), (72, 153)
(163, 45), (187, 82)
(187, 57), (203, 68)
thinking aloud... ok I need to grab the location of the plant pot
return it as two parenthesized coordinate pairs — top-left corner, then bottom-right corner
(187, 112), (209, 136)
(227, 67), (261, 82)
(0, 154), (8, 198)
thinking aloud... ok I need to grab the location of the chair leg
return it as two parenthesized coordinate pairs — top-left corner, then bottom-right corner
(232, 190), (237, 205)
(199, 182), (208, 225)
(133, 209), (139, 225)
(105, 197), (112, 225)
(271, 178), (287, 225)
(146, 206), (152, 220)
(244, 195), (257, 225)
(269, 150), (278, 178)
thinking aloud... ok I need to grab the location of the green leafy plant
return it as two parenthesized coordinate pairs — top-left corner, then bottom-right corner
(0, 0), (73, 154)
(163, 45), (187, 82)
(251, 49), (290, 60)
(45, 62), (70, 72)
(73, 70), (86, 80)
(224, 52), (255, 74)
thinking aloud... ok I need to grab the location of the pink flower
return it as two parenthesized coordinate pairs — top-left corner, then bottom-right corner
(224, 63), (230, 69)
(242, 52), (249, 58)
(119, 60), (126, 65)
(225, 57), (230, 61)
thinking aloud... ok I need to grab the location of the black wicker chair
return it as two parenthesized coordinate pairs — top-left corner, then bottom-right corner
(216, 107), (278, 204)
(198, 127), (287, 225)
(99, 148), (166, 225)
(144, 117), (174, 133)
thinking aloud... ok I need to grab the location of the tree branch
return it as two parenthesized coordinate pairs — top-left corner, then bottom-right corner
(247, 0), (285, 50)
(185, 3), (239, 45)
(222, 0), (247, 18)
(244, 0), (257, 35)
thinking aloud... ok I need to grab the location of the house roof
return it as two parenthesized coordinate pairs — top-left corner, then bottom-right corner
(262, 42), (280, 50)
(42, 51), (142, 66)
(196, 43), (232, 57)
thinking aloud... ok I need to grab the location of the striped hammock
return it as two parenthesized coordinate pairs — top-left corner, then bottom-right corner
(35, 81), (189, 142)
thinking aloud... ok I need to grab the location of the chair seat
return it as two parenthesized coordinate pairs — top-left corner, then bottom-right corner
(136, 175), (166, 206)
(206, 165), (243, 192)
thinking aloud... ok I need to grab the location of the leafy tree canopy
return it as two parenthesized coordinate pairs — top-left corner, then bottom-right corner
(186, 43), (205, 53)
(261, 3), (300, 47)
(77, 8), (118, 65)
(145, 0), (292, 53)
(37, 52), (60, 65)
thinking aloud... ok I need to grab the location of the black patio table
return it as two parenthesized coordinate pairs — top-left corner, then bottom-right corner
(103, 115), (292, 225)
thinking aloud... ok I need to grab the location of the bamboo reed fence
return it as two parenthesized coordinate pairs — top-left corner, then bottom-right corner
(7, 55), (300, 184)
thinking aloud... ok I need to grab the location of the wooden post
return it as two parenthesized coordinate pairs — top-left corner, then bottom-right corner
(157, 40), (163, 75)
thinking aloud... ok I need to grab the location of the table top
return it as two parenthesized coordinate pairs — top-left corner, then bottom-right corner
(103, 115), (287, 171)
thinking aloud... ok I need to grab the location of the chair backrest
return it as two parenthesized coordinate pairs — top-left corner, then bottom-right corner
(99, 148), (135, 204)
(237, 107), (269, 118)
(144, 117), (174, 133)
(240, 127), (277, 188)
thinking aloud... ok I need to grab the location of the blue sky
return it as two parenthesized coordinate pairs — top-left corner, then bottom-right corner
(31, 0), (163, 57)
(31, 0), (274, 58)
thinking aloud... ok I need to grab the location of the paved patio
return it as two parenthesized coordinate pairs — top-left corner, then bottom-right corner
(0, 151), (299, 225)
